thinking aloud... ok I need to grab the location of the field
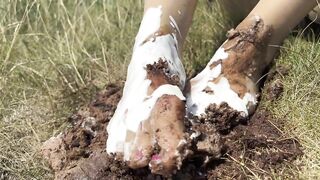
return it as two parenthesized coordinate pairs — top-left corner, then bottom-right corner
(0, 0), (319, 179)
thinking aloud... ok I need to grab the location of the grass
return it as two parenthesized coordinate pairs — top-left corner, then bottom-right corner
(262, 34), (320, 179)
(0, 0), (319, 179)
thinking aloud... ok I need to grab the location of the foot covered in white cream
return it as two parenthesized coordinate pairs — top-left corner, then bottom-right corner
(126, 60), (189, 175)
(186, 16), (273, 122)
(106, 21), (189, 175)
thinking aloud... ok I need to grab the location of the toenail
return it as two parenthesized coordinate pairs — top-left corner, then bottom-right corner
(151, 154), (161, 161)
(135, 150), (143, 160)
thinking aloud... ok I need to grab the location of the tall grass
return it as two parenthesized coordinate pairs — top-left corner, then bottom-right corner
(0, 0), (319, 179)
(263, 34), (320, 179)
(0, 0), (143, 178)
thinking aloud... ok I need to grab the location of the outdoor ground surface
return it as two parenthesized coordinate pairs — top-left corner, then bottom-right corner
(0, 0), (319, 179)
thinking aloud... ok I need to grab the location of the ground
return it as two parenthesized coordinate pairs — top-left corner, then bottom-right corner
(0, 0), (319, 179)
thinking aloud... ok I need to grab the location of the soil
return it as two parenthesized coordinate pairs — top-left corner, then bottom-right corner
(146, 59), (181, 90)
(42, 67), (302, 179)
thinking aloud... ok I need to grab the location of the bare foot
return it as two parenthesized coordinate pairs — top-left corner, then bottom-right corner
(187, 16), (273, 121)
(126, 61), (188, 176)
(106, 7), (189, 176)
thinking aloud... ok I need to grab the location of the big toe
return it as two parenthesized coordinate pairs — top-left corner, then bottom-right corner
(148, 95), (188, 176)
(128, 120), (153, 169)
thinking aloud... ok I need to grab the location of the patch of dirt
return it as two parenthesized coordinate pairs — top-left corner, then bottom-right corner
(265, 65), (289, 101)
(266, 79), (284, 101)
(42, 71), (302, 179)
(206, 110), (303, 179)
(146, 58), (181, 89)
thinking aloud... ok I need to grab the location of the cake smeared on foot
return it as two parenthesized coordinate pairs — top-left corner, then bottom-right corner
(187, 16), (273, 119)
(127, 60), (190, 175)
(106, 6), (189, 176)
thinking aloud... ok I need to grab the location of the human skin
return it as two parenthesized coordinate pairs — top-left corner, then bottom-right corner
(220, 0), (318, 66)
(107, 0), (317, 176)
(144, 0), (197, 49)
(246, 0), (318, 70)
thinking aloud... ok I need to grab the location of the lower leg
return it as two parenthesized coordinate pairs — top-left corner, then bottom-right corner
(107, 0), (197, 176)
(247, 0), (317, 45)
(144, 0), (197, 48)
(236, 0), (318, 82)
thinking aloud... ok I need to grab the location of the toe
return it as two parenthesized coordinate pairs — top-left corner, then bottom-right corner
(128, 120), (153, 169)
(148, 95), (188, 176)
